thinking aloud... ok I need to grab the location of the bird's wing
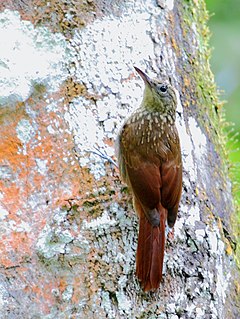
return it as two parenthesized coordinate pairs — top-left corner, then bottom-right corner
(159, 124), (182, 227)
(117, 122), (182, 227)
(161, 151), (182, 227)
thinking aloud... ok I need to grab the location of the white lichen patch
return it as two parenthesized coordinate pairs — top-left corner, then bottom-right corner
(47, 125), (56, 135)
(175, 203), (201, 241)
(110, 202), (134, 229)
(16, 119), (35, 144)
(36, 226), (60, 258)
(62, 285), (73, 302)
(0, 166), (13, 181)
(195, 228), (205, 242)
(0, 9), (69, 106)
(188, 117), (207, 161)
(0, 283), (8, 308)
(205, 223), (229, 305)
(70, 8), (155, 93)
(188, 116), (210, 189)
(165, 0), (175, 10)
(177, 115), (207, 224)
(0, 206), (9, 220)
(175, 94), (196, 182)
(115, 290), (132, 316)
(206, 226), (218, 254)
(73, 233), (90, 255)
(36, 223), (74, 259)
(66, 97), (99, 147)
(173, 215), (185, 240)
(65, 96), (111, 179)
(82, 210), (116, 233)
(215, 259), (230, 302)
(12, 220), (31, 233)
(35, 158), (48, 175)
(185, 205), (201, 227)
(99, 290), (116, 319)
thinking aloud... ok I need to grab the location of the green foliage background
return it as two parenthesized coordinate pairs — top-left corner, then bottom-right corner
(206, 0), (240, 205)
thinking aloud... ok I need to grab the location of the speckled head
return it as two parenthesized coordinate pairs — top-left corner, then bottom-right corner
(134, 66), (177, 114)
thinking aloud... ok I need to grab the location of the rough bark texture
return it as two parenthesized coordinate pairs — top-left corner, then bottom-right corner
(0, 0), (239, 318)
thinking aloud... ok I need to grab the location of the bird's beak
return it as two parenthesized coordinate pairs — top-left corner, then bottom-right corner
(134, 67), (152, 87)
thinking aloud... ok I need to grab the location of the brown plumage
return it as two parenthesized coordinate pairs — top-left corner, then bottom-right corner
(116, 67), (182, 291)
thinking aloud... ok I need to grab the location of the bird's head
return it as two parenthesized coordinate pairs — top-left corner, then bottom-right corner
(134, 67), (177, 115)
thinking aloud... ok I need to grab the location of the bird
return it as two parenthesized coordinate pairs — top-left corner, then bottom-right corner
(116, 67), (182, 291)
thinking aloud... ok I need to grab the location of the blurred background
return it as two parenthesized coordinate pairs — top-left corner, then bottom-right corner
(206, 0), (240, 203)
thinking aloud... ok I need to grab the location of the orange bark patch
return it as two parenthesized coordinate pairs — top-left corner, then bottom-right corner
(0, 83), (96, 277)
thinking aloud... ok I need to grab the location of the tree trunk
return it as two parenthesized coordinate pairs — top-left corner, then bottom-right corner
(0, 0), (239, 318)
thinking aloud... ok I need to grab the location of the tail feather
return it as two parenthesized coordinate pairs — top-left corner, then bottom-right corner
(135, 200), (166, 291)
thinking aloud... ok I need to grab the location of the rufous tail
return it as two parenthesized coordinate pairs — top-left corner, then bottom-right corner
(135, 201), (166, 291)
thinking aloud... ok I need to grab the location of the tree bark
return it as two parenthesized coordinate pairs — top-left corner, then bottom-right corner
(0, 0), (239, 318)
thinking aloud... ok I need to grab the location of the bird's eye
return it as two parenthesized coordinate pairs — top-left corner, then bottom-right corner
(159, 85), (167, 93)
